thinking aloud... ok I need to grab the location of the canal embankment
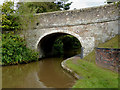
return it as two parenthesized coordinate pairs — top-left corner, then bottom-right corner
(61, 35), (119, 88)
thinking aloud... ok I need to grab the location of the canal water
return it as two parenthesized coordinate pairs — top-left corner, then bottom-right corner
(2, 58), (76, 88)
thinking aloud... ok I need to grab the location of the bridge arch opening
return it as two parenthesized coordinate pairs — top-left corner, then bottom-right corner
(37, 32), (83, 58)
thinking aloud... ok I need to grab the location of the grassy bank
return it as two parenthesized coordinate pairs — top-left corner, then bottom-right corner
(66, 35), (119, 88)
(81, 35), (119, 64)
(1, 33), (38, 65)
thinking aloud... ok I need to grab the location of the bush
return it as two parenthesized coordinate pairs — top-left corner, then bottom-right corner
(1, 33), (38, 65)
(1, 1), (20, 31)
(53, 35), (81, 56)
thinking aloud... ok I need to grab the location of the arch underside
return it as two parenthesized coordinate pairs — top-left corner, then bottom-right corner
(38, 33), (68, 57)
(36, 30), (95, 58)
(37, 31), (83, 58)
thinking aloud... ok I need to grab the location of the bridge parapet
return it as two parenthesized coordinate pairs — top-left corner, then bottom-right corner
(23, 3), (119, 58)
(34, 3), (119, 29)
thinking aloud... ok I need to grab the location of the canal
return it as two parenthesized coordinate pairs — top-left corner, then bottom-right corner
(2, 57), (76, 88)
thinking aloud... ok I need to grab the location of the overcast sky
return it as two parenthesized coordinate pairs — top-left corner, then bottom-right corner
(68, 0), (107, 10)
(0, 0), (107, 10)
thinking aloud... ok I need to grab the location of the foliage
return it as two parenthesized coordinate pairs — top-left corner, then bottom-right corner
(14, 1), (64, 31)
(16, 2), (36, 31)
(116, 1), (120, 7)
(18, 1), (72, 14)
(62, 35), (81, 49)
(16, 1), (71, 31)
(53, 35), (81, 57)
(55, 1), (72, 10)
(65, 35), (119, 88)
(0, 1), (20, 31)
(22, 2), (61, 13)
(1, 33), (38, 65)
(53, 37), (64, 56)
(1, 0), (72, 32)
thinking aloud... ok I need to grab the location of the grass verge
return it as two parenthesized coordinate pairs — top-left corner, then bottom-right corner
(65, 35), (119, 88)
(66, 59), (118, 88)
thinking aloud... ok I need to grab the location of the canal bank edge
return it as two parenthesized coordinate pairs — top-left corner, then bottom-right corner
(61, 56), (81, 80)
(61, 35), (119, 88)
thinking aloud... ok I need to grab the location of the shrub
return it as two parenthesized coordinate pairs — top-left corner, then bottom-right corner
(2, 33), (38, 65)
(1, 1), (20, 31)
(53, 35), (81, 56)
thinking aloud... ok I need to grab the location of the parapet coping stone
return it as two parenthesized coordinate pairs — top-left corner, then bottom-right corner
(35, 3), (117, 16)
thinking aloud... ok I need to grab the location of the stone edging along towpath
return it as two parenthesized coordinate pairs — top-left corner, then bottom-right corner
(61, 56), (82, 80)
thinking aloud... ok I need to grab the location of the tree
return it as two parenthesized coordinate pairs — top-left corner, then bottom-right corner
(17, 1), (72, 14)
(1, 0), (72, 32)
(15, 1), (72, 31)
(107, 0), (119, 4)
(16, 2), (36, 31)
(24, 2), (61, 13)
(55, 0), (72, 10)
(0, 1), (20, 31)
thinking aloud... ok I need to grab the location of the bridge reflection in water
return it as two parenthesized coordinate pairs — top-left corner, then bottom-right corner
(2, 33), (82, 88)
(2, 58), (76, 88)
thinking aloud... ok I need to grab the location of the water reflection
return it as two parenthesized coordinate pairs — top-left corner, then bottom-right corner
(2, 58), (75, 88)
(38, 58), (75, 88)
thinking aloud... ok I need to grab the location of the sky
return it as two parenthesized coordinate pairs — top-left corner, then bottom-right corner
(67, 0), (107, 10)
(0, 0), (107, 10)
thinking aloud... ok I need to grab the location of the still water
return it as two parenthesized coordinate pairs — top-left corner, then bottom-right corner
(2, 58), (76, 88)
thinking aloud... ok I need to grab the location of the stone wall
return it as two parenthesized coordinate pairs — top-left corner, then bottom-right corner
(34, 3), (119, 28)
(23, 3), (119, 58)
(95, 48), (120, 72)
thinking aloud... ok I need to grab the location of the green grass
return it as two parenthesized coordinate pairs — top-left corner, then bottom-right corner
(98, 35), (119, 48)
(66, 35), (119, 88)
(81, 35), (119, 63)
(66, 60), (118, 88)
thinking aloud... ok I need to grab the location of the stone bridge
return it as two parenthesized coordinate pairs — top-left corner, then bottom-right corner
(22, 3), (119, 58)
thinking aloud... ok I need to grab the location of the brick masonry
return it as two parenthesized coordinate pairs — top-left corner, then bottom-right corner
(95, 48), (120, 72)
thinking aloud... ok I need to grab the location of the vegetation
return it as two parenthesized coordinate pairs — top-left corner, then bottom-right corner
(1, 33), (38, 65)
(53, 35), (81, 57)
(0, 1), (20, 31)
(0, 0), (72, 65)
(16, 2), (36, 32)
(66, 35), (119, 88)
(78, 35), (119, 63)
(98, 35), (119, 48)
(1, 1), (72, 32)
(55, 0), (72, 10)
(17, 1), (72, 30)
(66, 59), (118, 88)
(0, 1), (40, 65)
(18, 1), (72, 13)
